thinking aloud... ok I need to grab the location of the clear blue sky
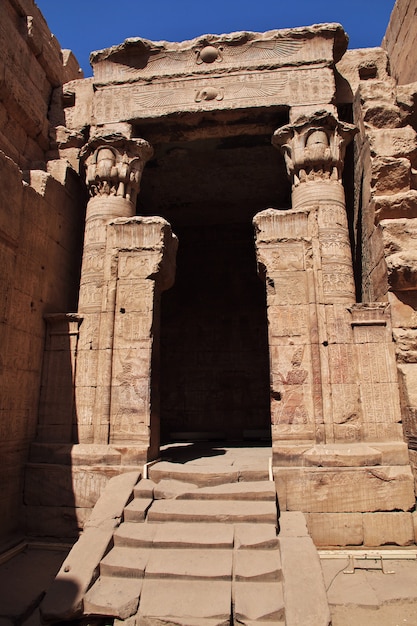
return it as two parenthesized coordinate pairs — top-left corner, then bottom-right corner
(35, 0), (395, 77)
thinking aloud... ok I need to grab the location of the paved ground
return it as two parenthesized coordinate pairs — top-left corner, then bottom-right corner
(0, 544), (70, 626)
(322, 555), (417, 625)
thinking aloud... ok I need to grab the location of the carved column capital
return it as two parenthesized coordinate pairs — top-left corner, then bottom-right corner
(272, 110), (357, 186)
(81, 133), (153, 205)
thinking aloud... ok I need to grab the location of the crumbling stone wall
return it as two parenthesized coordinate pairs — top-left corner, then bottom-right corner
(0, 0), (85, 544)
(337, 32), (417, 493)
(383, 0), (417, 86)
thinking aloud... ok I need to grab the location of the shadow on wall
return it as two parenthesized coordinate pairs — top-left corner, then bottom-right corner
(24, 315), (82, 541)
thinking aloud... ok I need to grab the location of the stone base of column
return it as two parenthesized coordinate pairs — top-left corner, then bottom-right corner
(24, 442), (154, 538)
(274, 440), (415, 546)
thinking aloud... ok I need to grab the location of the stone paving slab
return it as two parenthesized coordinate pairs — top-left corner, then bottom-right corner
(123, 499), (153, 522)
(145, 548), (233, 580)
(0, 547), (69, 622)
(241, 622), (285, 626)
(138, 579), (231, 621)
(152, 522), (234, 549)
(83, 576), (142, 619)
(149, 462), (239, 487)
(240, 622), (285, 626)
(100, 547), (150, 578)
(234, 524), (279, 550)
(136, 617), (229, 626)
(322, 558), (417, 607)
(147, 500), (277, 524)
(280, 536), (331, 626)
(114, 523), (157, 548)
(177, 481), (275, 501)
(234, 549), (282, 582)
(233, 581), (285, 621)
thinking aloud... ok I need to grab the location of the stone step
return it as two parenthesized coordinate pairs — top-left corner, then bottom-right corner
(234, 549), (282, 582)
(177, 480), (276, 501)
(123, 498), (153, 522)
(137, 579), (232, 623)
(100, 547), (150, 578)
(83, 576), (142, 619)
(114, 521), (279, 551)
(147, 499), (278, 524)
(145, 548), (233, 581)
(114, 522), (156, 548)
(153, 522), (235, 549)
(149, 461), (239, 487)
(233, 581), (285, 622)
(234, 524), (279, 550)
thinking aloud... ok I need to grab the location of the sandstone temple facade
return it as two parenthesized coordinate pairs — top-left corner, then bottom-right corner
(2, 0), (417, 606)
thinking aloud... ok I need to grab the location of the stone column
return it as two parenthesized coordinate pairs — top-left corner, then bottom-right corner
(273, 111), (357, 305)
(255, 111), (357, 449)
(76, 134), (153, 444)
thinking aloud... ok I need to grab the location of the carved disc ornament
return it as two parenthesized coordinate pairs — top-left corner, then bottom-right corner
(195, 45), (223, 64)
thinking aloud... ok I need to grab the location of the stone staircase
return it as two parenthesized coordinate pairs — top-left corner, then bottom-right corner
(41, 449), (331, 626)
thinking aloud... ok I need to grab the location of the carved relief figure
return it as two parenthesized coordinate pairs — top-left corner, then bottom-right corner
(274, 347), (309, 425)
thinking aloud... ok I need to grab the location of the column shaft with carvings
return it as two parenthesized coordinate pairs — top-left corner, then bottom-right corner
(76, 134), (154, 444)
(256, 111), (358, 449)
(273, 111), (357, 305)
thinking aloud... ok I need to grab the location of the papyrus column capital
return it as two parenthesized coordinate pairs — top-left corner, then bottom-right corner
(272, 110), (357, 187)
(81, 133), (153, 205)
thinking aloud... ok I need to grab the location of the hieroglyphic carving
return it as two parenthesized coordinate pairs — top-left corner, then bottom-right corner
(328, 344), (357, 384)
(93, 68), (334, 123)
(320, 230), (352, 258)
(360, 383), (402, 424)
(356, 343), (397, 383)
(268, 305), (309, 340)
(322, 265), (356, 298)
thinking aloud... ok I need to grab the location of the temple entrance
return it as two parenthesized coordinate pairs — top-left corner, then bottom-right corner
(138, 111), (290, 442)
(159, 220), (270, 441)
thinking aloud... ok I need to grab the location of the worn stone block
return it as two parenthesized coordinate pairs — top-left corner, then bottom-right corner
(306, 513), (364, 546)
(363, 512), (414, 546)
(274, 466), (415, 513)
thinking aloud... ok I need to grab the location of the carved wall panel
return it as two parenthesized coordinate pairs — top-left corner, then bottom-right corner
(93, 67), (335, 124)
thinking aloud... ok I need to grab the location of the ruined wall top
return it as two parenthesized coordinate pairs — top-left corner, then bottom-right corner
(89, 23), (348, 86)
(1, 0), (83, 168)
(382, 0), (417, 85)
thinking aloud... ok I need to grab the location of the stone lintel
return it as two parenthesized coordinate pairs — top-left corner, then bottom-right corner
(90, 24), (348, 85)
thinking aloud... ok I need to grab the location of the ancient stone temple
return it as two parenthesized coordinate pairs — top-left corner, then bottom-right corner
(2, 0), (417, 623)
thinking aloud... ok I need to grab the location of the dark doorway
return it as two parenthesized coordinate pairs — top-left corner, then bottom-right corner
(159, 220), (270, 441)
(138, 111), (290, 442)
